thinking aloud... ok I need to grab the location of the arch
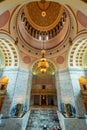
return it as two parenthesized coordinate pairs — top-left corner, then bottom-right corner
(31, 59), (57, 107)
(0, 33), (19, 68)
(32, 59), (56, 76)
(68, 32), (87, 68)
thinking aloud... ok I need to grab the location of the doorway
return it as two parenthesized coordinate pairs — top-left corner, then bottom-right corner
(41, 95), (46, 105)
(48, 95), (54, 105)
(34, 95), (40, 105)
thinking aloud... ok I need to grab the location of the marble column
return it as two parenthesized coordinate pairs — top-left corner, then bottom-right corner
(11, 68), (32, 111)
(0, 67), (19, 116)
(55, 69), (76, 112)
(69, 67), (86, 116)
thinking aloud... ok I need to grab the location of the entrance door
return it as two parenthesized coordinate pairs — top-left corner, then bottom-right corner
(34, 95), (40, 105)
(48, 95), (54, 105)
(41, 95), (46, 105)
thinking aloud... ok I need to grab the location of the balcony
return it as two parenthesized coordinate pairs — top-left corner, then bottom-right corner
(31, 89), (56, 95)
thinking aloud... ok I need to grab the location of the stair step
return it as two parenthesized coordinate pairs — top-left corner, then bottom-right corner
(26, 109), (59, 130)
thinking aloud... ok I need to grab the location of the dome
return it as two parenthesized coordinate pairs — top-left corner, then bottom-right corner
(17, 1), (71, 57)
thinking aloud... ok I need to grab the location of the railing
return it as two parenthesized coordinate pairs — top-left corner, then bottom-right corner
(21, 9), (67, 40)
(31, 89), (56, 95)
(0, 111), (30, 130)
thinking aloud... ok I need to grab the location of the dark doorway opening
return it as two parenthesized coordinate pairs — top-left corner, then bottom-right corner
(41, 95), (46, 105)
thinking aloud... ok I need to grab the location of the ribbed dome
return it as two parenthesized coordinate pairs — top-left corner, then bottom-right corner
(17, 1), (71, 57)
(23, 1), (65, 31)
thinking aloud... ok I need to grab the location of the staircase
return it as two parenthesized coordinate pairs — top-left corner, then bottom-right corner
(26, 109), (59, 130)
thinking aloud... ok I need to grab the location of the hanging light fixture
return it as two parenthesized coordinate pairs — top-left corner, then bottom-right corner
(38, 40), (49, 73)
(38, 0), (49, 73)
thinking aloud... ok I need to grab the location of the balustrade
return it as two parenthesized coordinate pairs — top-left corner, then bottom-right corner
(20, 10), (67, 40)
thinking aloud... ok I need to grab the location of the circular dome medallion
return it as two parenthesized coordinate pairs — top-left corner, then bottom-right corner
(57, 56), (64, 64)
(23, 56), (31, 64)
(41, 11), (46, 17)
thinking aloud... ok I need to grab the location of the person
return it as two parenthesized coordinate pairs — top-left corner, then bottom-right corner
(57, 123), (61, 130)
(43, 124), (47, 130)
(52, 126), (56, 130)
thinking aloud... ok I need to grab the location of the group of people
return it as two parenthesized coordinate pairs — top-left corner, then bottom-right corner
(43, 123), (61, 130)
(43, 116), (61, 130)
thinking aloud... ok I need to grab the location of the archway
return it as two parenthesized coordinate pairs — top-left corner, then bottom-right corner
(67, 33), (87, 115)
(30, 60), (57, 108)
(0, 34), (20, 115)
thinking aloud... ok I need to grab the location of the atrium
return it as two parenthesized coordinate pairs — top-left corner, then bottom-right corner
(0, 0), (87, 130)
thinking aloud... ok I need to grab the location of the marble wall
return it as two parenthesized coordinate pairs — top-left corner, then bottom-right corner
(0, 68), (32, 116)
(11, 68), (32, 112)
(69, 67), (86, 116)
(56, 68), (87, 116)
(58, 111), (87, 130)
(0, 111), (30, 130)
(0, 68), (19, 116)
(55, 69), (76, 112)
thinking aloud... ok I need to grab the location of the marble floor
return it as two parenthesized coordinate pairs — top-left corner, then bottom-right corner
(26, 108), (59, 130)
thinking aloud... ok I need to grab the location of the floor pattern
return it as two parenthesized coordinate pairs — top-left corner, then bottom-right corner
(26, 109), (59, 130)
